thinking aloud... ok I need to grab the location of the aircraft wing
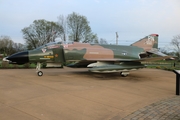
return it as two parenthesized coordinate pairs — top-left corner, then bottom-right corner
(67, 56), (170, 73)
(135, 56), (170, 62)
(137, 48), (171, 61)
(87, 61), (145, 73)
(67, 55), (170, 68)
(67, 47), (170, 73)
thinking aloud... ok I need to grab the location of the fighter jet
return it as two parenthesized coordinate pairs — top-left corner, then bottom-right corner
(5, 34), (168, 76)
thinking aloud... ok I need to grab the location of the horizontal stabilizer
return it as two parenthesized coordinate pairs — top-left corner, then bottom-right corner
(147, 48), (167, 56)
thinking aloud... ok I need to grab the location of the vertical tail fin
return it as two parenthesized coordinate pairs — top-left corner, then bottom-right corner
(131, 34), (159, 51)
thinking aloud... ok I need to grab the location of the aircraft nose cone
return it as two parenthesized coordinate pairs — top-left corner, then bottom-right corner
(6, 51), (29, 64)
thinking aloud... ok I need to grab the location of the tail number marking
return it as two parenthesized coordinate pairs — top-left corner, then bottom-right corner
(146, 36), (154, 45)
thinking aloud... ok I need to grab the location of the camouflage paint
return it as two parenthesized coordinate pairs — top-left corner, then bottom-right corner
(131, 34), (158, 51)
(28, 34), (158, 63)
(7, 34), (166, 74)
(63, 42), (144, 61)
(29, 44), (61, 63)
(100, 45), (143, 59)
(63, 42), (114, 60)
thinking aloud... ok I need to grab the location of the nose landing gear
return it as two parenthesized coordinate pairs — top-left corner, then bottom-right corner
(36, 62), (43, 76)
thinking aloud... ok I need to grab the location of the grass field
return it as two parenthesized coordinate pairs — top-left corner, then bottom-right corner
(143, 60), (180, 71)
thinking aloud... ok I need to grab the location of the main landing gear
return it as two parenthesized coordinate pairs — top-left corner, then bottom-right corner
(36, 62), (43, 76)
(120, 72), (129, 77)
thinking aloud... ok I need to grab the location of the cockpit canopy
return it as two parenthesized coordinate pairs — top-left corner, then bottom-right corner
(36, 41), (74, 50)
(36, 42), (61, 50)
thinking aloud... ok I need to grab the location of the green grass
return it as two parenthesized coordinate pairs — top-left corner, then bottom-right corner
(144, 61), (180, 71)
(0, 62), (36, 69)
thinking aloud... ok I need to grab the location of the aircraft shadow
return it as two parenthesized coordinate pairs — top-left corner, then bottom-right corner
(69, 71), (149, 82)
(44, 68), (151, 82)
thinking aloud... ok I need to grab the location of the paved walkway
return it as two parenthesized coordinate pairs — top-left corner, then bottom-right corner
(122, 96), (180, 120)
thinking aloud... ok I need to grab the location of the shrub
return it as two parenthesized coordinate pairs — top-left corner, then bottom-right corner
(1, 61), (9, 68)
(156, 66), (161, 69)
(23, 63), (30, 68)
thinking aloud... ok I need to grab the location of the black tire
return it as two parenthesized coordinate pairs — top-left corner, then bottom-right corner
(37, 71), (43, 76)
(121, 74), (128, 77)
(120, 72), (128, 77)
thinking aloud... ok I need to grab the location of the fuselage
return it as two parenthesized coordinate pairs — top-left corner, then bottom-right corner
(6, 42), (145, 65)
(63, 42), (144, 61)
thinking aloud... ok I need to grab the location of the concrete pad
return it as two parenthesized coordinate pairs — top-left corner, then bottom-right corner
(0, 68), (176, 120)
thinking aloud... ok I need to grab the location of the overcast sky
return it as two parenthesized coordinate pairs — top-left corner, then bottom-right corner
(0, 0), (180, 48)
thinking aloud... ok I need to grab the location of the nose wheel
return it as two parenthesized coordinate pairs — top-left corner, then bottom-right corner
(37, 71), (43, 76)
(36, 62), (43, 76)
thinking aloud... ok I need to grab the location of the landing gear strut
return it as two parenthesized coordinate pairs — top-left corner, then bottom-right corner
(36, 62), (43, 76)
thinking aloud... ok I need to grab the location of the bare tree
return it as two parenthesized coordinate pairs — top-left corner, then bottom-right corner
(82, 32), (99, 43)
(0, 36), (14, 55)
(0, 36), (24, 55)
(57, 15), (68, 42)
(99, 38), (108, 44)
(22, 19), (63, 49)
(171, 34), (180, 59)
(67, 12), (97, 43)
(13, 43), (25, 52)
